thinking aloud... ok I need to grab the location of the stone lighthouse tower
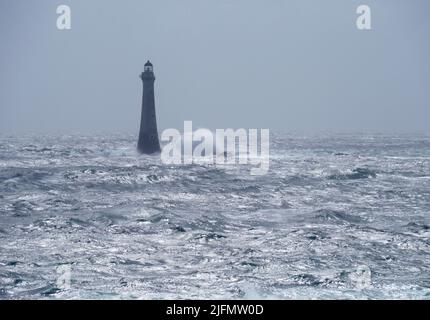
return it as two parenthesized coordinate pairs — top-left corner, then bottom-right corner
(137, 60), (161, 154)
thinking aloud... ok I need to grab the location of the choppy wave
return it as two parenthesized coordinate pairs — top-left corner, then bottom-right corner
(0, 133), (429, 299)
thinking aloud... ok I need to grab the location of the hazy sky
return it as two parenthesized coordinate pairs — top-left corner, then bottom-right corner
(1, 0), (429, 134)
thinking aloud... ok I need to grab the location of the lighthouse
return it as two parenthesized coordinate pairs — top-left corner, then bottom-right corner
(137, 60), (161, 154)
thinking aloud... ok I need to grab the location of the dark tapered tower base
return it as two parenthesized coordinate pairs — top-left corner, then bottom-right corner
(138, 60), (161, 154)
(137, 134), (160, 154)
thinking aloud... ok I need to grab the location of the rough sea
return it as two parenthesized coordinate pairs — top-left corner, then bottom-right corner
(0, 133), (429, 299)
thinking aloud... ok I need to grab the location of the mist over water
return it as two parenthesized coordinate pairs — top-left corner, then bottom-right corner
(0, 132), (429, 299)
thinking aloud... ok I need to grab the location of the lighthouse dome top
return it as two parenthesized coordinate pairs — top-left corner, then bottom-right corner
(144, 60), (153, 72)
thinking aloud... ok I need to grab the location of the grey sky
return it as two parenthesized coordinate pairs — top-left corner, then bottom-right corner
(1, 0), (429, 134)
